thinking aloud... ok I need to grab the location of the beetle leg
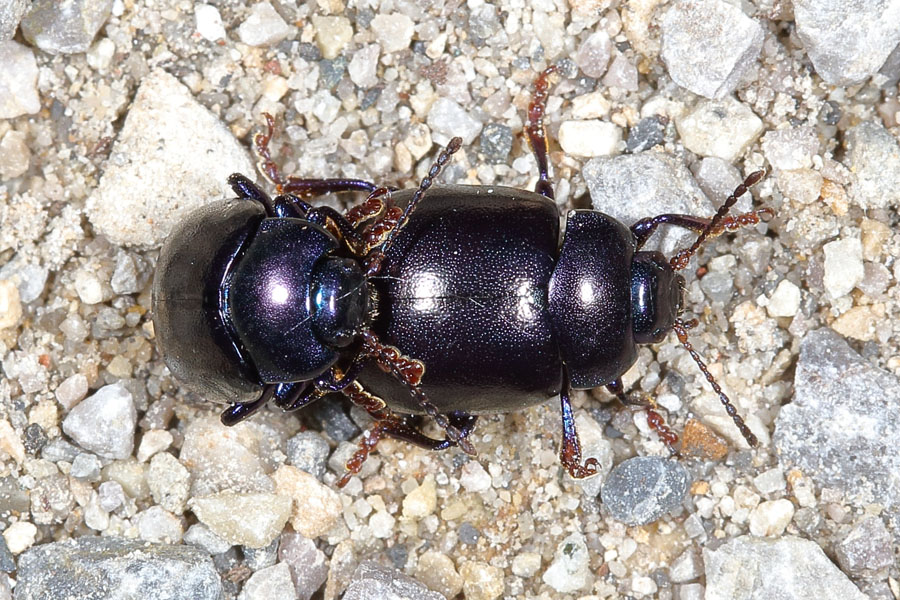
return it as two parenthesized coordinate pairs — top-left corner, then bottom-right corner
(359, 330), (477, 456)
(227, 173), (278, 216)
(220, 384), (277, 426)
(606, 379), (680, 456)
(630, 208), (774, 251)
(559, 369), (600, 479)
(526, 65), (557, 200)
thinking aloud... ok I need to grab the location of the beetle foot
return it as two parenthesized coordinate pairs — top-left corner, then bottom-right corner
(562, 456), (600, 480)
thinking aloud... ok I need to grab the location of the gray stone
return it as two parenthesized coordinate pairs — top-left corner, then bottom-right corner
(835, 516), (893, 578)
(704, 535), (865, 600)
(15, 537), (222, 600)
(285, 431), (330, 480)
(0, 0), (26, 41)
(0, 40), (39, 119)
(20, 0), (113, 54)
(308, 401), (359, 443)
(774, 329), (900, 537)
(0, 536), (14, 573)
(343, 561), (446, 600)
(62, 383), (136, 460)
(278, 532), (327, 600)
(575, 31), (611, 78)
(86, 69), (254, 247)
(601, 456), (689, 525)
(794, 0), (900, 85)
(669, 547), (702, 583)
(583, 153), (714, 255)
(844, 121), (900, 209)
(427, 98), (483, 146)
(238, 563), (296, 600)
(480, 123), (513, 164)
(660, 0), (764, 99)
(626, 116), (667, 153)
(693, 157), (747, 211)
(237, 2), (292, 47)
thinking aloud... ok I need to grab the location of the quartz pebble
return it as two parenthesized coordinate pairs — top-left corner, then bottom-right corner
(147, 452), (190, 514)
(137, 429), (174, 463)
(460, 561), (504, 600)
(70, 453), (101, 481)
(62, 383), (136, 460)
(136, 506), (183, 544)
(371, 13), (414, 54)
(775, 329), (900, 536)
(179, 417), (273, 496)
(238, 563), (296, 600)
(748, 499), (794, 537)
(844, 121), (900, 209)
(194, 4), (226, 43)
(676, 97), (763, 162)
(0, 130), (29, 179)
(822, 238), (864, 299)
(0, 41), (40, 119)
(16, 537), (221, 600)
(834, 516), (893, 577)
(189, 492), (292, 549)
(237, 2), (291, 47)
(574, 412), (613, 497)
(765, 280), (801, 318)
(415, 550), (463, 599)
(86, 69), (254, 247)
(348, 44), (380, 88)
(669, 548), (702, 583)
(20, 0), (113, 54)
(704, 536), (866, 600)
(343, 561), (446, 600)
(601, 456), (689, 525)
(402, 475), (437, 519)
(575, 31), (612, 78)
(761, 126), (819, 171)
(54, 374), (88, 409)
(459, 460), (492, 493)
(660, 0), (764, 99)
(427, 98), (483, 146)
(558, 120), (621, 158)
(278, 532), (328, 600)
(794, 0), (900, 85)
(542, 532), (592, 593)
(584, 153), (714, 255)
(183, 523), (232, 555)
(3, 521), (36, 555)
(602, 54), (638, 91)
(311, 15), (352, 59)
(511, 552), (541, 578)
(271, 465), (342, 538)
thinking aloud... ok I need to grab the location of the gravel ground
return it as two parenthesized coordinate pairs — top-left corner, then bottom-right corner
(1, 1), (899, 599)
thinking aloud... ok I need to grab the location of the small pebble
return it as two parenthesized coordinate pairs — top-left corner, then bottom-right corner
(343, 561), (445, 600)
(678, 583), (705, 600)
(0, 130), (29, 179)
(179, 417), (273, 496)
(402, 475), (437, 519)
(62, 383), (136, 460)
(480, 123), (513, 164)
(237, 2), (291, 47)
(558, 120), (621, 158)
(97, 481), (126, 512)
(278, 532), (327, 600)
(602, 53), (638, 91)
(238, 563), (296, 600)
(194, 4), (226, 43)
(147, 452), (190, 514)
(761, 126), (819, 171)
(311, 15), (352, 60)
(844, 121), (900, 210)
(822, 238), (863, 299)
(415, 550), (463, 599)
(427, 98), (483, 146)
(371, 13), (414, 53)
(460, 561), (504, 600)
(136, 429), (174, 463)
(575, 31), (611, 78)
(458, 522), (480, 545)
(183, 523), (232, 555)
(660, 0), (764, 99)
(669, 548), (702, 583)
(765, 280), (801, 318)
(70, 453), (102, 481)
(369, 510), (396, 539)
(0, 0), (27, 41)
(0, 41), (39, 119)
(271, 465), (342, 538)
(626, 116), (667, 153)
(3, 521), (37, 554)
(136, 506), (183, 544)
(0, 536), (14, 572)
(459, 461), (492, 493)
(542, 532), (592, 593)
(676, 97), (763, 162)
(748, 499), (794, 537)
(308, 401), (359, 442)
(752, 468), (787, 495)
(602, 456), (689, 525)
(348, 44), (380, 88)
(285, 431), (330, 479)
(190, 492), (292, 549)
(20, 0), (113, 54)
(0, 280), (22, 330)
(511, 552), (541, 578)
(835, 516), (893, 577)
(54, 374), (88, 410)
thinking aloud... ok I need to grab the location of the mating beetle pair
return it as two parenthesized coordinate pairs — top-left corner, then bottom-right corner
(152, 67), (770, 485)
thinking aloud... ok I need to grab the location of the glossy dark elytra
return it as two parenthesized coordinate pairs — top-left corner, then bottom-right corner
(152, 67), (772, 485)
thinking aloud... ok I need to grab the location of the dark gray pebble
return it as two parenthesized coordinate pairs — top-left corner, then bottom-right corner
(601, 456), (689, 525)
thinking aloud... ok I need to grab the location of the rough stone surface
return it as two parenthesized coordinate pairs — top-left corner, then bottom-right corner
(278, 532), (328, 600)
(61, 383), (137, 460)
(775, 329), (900, 536)
(237, 2), (291, 47)
(0, 0), (27, 41)
(0, 41), (40, 119)
(794, 0), (900, 85)
(660, 0), (764, 99)
(844, 121), (900, 209)
(15, 537), (222, 600)
(601, 456), (689, 525)
(541, 532), (592, 593)
(835, 516), (893, 577)
(343, 561), (446, 600)
(20, 0), (114, 54)
(704, 535), (866, 600)
(584, 153), (714, 255)
(676, 97), (764, 162)
(85, 69), (254, 247)
(189, 492), (292, 549)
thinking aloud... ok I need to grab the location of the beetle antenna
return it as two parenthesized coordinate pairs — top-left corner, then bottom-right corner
(672, 319), (758, 447)
(669, 170), (766, 271)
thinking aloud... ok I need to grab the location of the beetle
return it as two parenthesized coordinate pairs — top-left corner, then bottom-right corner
(152, 67), (771, 485)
